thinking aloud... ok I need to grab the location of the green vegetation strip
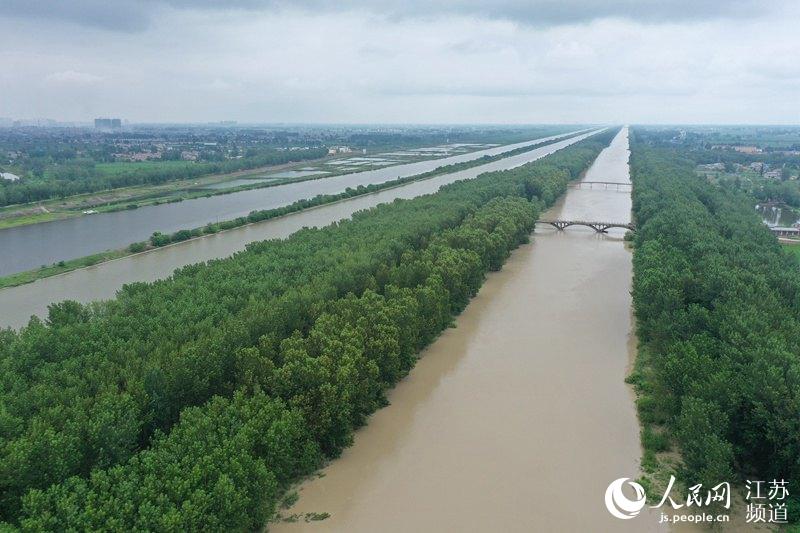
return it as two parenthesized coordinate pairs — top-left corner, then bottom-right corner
(0, 251), (130, 289)
(0, 128), (576, 226)
(0, 130), (616, 530)
(626, 132), (800, 519)
(0, 148), (329, 207)
(90, 131), (587, 215)
(0, 132), (586, 290)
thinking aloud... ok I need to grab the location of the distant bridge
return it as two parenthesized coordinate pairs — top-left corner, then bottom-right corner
(770, 226), (800, 237)
(757, 201), (786, 208)
(569, 181), (632, 190)
(536, 220), (635, 233)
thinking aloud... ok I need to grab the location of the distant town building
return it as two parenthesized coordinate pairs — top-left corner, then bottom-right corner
(770, 226), (800, 237)
(764, 170), (782, 179)
(327, 146), (353, 155)
(1, 172), (20, 181)
(113, 152), (161, 162)
(95, 118), (122, 130)
(733, 145), (762, 154)
(12, 118), (57, 127)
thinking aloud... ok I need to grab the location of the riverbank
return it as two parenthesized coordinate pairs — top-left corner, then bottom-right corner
(0, 133), (578, 231)
(1, 131), (594, 277)
(628, 134), (799, 529)
(2, 131), (615, 530)
(270, 127), (657, 531)
(0, 174), (441, 290)
(0, 155), (411, 230)
(0, 131), (601, 330)
(0, 154), (327, 230)
(0, 133), (582, 289)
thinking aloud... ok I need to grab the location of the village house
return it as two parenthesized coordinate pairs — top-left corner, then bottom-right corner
(733, 145), (762, 154)
(0, 172), (20, 181)
(327, 146), (353, 155)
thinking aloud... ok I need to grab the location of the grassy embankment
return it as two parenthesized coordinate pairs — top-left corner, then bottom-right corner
(0, 250), (131, 289)
(0, 159), (328, 230)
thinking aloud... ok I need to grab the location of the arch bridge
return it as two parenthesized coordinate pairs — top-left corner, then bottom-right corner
(536, 220), (635, 233)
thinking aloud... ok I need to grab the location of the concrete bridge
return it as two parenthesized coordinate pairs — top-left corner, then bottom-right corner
(536, 220), (635, 233)
(569, 181), (632, 190)
(539, 220), (795, 237)
(770, 226), (800, 237)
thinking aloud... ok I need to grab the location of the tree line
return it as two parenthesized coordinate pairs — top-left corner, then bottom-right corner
(0, 130), (616, 529)
(0, 148), (328, 207)
(628, 134), (800, 518)
(140, 134), (581, 251)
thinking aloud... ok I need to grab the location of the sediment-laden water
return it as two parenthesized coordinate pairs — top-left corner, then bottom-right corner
(271, 128), (666, 532)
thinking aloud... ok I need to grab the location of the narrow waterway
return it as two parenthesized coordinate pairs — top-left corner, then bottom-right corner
(0, 131), (585, 276)
(271, 128), (664, 532)
(0, 130), (600, 329)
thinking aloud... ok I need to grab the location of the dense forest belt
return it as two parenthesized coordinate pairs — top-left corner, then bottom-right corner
(0, 129), (616, 530)
(0, 131), (585, 287)
(627, 137), (800, 517)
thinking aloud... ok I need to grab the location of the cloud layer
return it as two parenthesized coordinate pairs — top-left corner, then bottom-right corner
(0, 1), (798, 123)
(0, 0), (769, 31)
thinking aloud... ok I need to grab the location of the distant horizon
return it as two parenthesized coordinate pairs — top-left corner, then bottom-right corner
(3, 119), (800, 128)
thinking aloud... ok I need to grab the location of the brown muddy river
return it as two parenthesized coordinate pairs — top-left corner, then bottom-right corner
(271, 128), (669, 532)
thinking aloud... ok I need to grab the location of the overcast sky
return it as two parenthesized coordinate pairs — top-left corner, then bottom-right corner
(1, 0), (798, 124)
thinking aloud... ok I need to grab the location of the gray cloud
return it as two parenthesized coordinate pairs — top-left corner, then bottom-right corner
(0, 0), (768, 31)
(357, 0), (764, 26)
(0, 0), (798, 124)
(0, 0), (150, 31)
